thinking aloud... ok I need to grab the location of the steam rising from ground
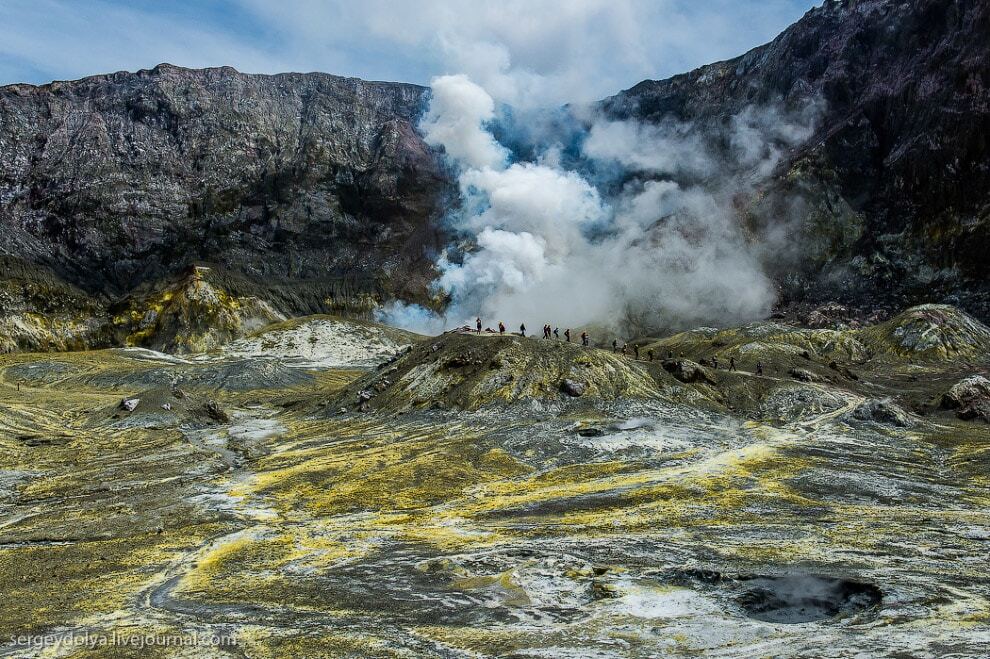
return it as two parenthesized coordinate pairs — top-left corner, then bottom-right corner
(378, 75), (820, 337)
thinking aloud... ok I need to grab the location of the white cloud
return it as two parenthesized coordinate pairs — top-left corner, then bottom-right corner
(2, 0), (819, 107)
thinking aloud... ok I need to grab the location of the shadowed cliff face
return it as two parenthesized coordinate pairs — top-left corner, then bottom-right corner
(0, 63), (452, 312)
(601, 0), (990, 318)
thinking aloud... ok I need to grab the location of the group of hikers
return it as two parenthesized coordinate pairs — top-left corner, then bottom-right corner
(476, 318), (590, 346)
(471, 317), (764, 375)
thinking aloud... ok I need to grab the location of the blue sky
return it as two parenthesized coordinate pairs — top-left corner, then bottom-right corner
(1, 0), (819, 104)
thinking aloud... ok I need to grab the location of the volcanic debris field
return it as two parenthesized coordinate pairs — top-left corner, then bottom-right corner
(1, 307), (989, 657)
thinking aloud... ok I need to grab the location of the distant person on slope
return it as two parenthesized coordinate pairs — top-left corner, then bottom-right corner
(520, 323), (526, 337)
(476, 317), (482, 334)
(564, 329), (571, 342)
(553, 327), (560, 339)
(498, 321), (505, 335)
(581, 332), (589, 346)
(612, 339), (618, 352)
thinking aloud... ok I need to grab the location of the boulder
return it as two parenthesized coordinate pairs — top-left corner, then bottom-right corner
(788, 367), (823, 383)
(201, 400), (230, 424)
(846, 399), (914, 427)
(661, 359), (716, 385)
(941, 376), (990, 422)
(560, 379), (587, 397)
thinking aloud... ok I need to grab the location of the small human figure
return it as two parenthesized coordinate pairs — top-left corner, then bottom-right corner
(553, 327), (560, 339)
(564, 328), (571, 342)
(621, 343), (628, 355)
(729, 357), (736, 371)
(648, 349), (654, 361)
(581, 332), (589, 346)
(756, 361), (763, 376)
(520, 323), (526, 337)
(612, 339), (618, 352)
(498, 321), (505, 335)
(712, 355), (719, 369)
(476, 317), (482, 334)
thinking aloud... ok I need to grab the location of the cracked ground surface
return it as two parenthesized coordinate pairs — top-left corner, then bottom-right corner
(1, 319), (989, 657)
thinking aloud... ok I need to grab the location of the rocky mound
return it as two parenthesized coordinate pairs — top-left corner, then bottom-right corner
(221, 315), (421, 369)
(855, 305), (990, 360)
(98, 386), (230, 429)
(337, 333), (674, 412)
(644, 305), (990, 370)
(644, 323), (867, 381)
(111, 266), (284, 354)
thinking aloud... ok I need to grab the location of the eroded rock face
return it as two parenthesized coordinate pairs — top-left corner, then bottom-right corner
(0, 64), (450, 324)
(602, 0), (990, 318)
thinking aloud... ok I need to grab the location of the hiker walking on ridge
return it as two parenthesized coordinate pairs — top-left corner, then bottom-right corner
(520, 323), (526, 337)
(581, 331), (589, 346)
(476, 317), (482, 334)
(553, 327), (559, 339)
(564, 329), (571, 342)
(498, 321), (505, 335)
(612, 339), (618, 353)
(729, 356), (736, 372)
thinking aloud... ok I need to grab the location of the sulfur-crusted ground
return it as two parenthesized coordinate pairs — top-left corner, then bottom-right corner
(1, 308), (989, 657)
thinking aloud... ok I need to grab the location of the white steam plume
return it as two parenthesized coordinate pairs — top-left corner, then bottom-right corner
(378, 74), (820, 337)
(419, 74), (507, 170)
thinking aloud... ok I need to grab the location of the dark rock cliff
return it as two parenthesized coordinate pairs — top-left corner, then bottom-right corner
(602, 0), (990, 318)
(0, 64), (451, 324)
